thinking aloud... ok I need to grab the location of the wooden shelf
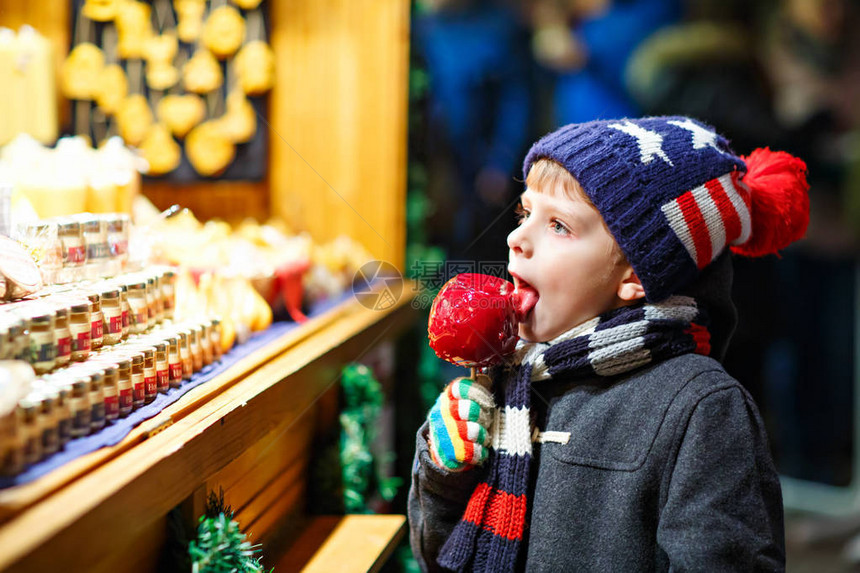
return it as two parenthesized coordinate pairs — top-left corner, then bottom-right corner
(0, 287), (418, 572)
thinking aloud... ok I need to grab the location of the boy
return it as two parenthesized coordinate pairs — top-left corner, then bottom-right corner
(408, 116), (809, 572)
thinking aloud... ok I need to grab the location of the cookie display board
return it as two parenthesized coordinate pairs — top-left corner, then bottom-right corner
(64, 0), (271, 182)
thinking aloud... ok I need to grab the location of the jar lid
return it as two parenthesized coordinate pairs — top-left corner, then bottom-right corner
(69, 300), (91, 313)
(30, 309), (56, 323)
(126, 279), (147, 290)
(86, 292), (101, 303)
(162, 268), (176, 278)
(81, 218), (103, 233)
(52, 305), (69, 319)
(72, 379), (89, 392)
(57, 219), (81, 233)
(150, 340), (167, 352)
(100, 286), (120, 299)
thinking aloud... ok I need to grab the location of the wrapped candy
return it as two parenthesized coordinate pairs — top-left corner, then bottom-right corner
(428, 273), (536, 368)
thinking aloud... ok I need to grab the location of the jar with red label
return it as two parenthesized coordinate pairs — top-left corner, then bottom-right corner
(57, 219), (86, 279)
(166, 334), (182, 388)
(95, 362), (119, 422)
(80, 216), (109, 280)
(28, 309), (56, 375)
(68, 300), (91, 361)
(128, 344), (157, 404)
(129, 350), (145, 409)
(176, 329), (193, 380)
(53, 304), (72, 367)
(69, 378), (92, 439)
(151, 340), (169, 393)
(126, 279), (148, 335)
(118, 283), (130, 338)
(104, 213), (129, 269)
(86, 292), (104, 350)
(113, 356), (133, 417)
(100, 286), (122, 345)
(162, 269), (176, 321)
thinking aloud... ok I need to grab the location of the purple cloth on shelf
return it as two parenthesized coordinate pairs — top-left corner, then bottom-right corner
(0, 290), (353, 489)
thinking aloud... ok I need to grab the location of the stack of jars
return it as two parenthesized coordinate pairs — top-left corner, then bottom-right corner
(15, 213), (130, 284)
(0, 267), (224, 477)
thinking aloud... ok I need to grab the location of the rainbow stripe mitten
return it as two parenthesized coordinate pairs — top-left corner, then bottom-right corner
(427, 376), (495, 471)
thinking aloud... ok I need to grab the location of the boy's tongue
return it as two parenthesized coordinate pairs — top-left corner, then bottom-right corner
(513, 285), (539, 322)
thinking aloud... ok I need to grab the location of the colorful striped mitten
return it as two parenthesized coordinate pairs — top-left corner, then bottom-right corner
(427, 375), (495, 471)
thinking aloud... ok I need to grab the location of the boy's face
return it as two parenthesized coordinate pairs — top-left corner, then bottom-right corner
(507, 185), (634, 342)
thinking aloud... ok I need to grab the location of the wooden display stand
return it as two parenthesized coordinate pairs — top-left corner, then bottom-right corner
(0, 1), (412, 571)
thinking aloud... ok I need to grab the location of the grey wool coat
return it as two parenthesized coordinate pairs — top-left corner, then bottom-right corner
(408, 353), (785, 572)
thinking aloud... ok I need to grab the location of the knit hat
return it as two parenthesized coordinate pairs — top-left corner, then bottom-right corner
(522, 116), (810, 302)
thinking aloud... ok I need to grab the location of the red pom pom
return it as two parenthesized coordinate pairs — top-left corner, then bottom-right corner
(730, 147), (810, 258)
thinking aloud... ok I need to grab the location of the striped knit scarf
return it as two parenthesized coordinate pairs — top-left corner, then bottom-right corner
(436, 295), (711, 572)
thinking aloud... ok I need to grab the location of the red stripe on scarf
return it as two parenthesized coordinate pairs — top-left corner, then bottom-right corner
(462, 482), (528, 541)
(685, 323), (711, 356)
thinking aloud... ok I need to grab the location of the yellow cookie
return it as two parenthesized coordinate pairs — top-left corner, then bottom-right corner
(235, 40), (275, 95)
(157, 94), (206, 138)
(232, 0), (262, 9)
(116, 94), (153, 147)
(139, 123), (181, 175)
(82, 0), (120, 21)
(186, 121), (235, 177)
(94, 64), (128, 115)
(61, 43), (105, 100)
(183, 49), (223, 94)
(202, 6), (246, 59)
(147, 61), (179, 90)
(215, 90), (256, 144)
(116, 0), (152, 59)
(175, 0), (206, 43)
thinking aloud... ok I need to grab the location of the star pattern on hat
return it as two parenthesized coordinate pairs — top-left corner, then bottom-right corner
(668, 118), (724, 154)
(609, 121), (673, 166)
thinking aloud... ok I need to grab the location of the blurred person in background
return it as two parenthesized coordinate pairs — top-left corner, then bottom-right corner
(528, 0), (680, 125)
(413, 0), (534, 263)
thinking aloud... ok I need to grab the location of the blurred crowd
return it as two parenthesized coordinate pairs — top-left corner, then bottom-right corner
(412, 0), (860, 494)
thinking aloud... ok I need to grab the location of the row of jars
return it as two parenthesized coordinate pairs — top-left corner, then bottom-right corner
(0, 267), (177, 373)
(16, 213), (130, 284)
(0, 316), (223, 476)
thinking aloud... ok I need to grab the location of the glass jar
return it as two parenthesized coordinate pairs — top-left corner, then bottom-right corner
(118, 284), (130, 338)
(96, 362), (119, 422)
(87, 368), (106, 432)
(166, 334), (182, 389)
(144, 275), (156, 330)
(57, 219), (86, 281)
(126, 279), (148, 335)
(162, 268), (176, 321)
(53, 305), (72, 368)
(86, 292), (104, 350)
(70, 378), (92, 439)
(68, 300), (92, 361)
(6, 318), (26, 362)
(29, 309), (57, 375)
(105, 213), (129, 268)
(51, 381), (72, 447)
(81, 216), (109, 280)
(114, 356), (133, 417)
(129, 350), (145, 409)
(1, 400), (24, 475)
(152, 340), (169, 394)
(37, 390), (59, 456)
(18, 397), (42, 465)
(210, 317), (223, 362)
(100, 286), (122, 345)
(176, 329), (192, 380)
(130, 345), (157, 404)
(188, 324), (203, 372)
(200, 321), (213, 366)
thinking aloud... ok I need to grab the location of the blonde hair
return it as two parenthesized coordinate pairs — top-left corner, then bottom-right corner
(525, 158), (626, 264)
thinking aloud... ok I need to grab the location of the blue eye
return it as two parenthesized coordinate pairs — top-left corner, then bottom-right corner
(552, 220), (570, 235)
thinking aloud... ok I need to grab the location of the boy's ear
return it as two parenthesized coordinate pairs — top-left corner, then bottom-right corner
(617, 267), (646, 302)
